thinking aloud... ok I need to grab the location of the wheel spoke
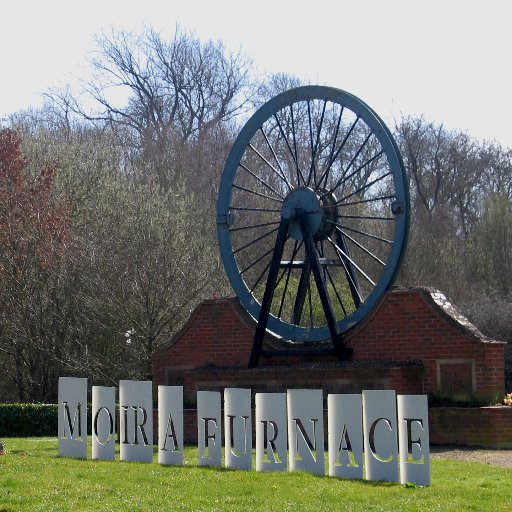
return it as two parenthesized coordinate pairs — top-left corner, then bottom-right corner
(317, 116), (360, 188)
(307, 99), (326, 186)
(336, 170), (392, 203)
(260, 127), (294, 191)
(233, 226), (280, 255)
(329, 151), (385, 200)
(249, 257), (273, 294)
(240, 247), (274, 275)
(248, 143), (293, 192)
(233, 184), (283, 203)
(277, 242), (296, 319)
(274, 113), (305, 187)
(239, 162), (285, 200)
(335, 226), (386, 266)
(324, 265), (348, 316)
(326, 235), (376, 287)
(323, 132), (373, 197)
(290, 104), (303, 186)
(338, 194), (396, 207)
(230, 206), (282, 213)
(320, 105), (344, 188)
(325, 219), (393, 244)
(230, 220), (280, 233)
(337, 213), (395, 221)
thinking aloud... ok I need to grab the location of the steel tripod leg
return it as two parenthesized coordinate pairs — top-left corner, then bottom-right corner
(248, 218), (289, 368)
(298, 214), (352, 360)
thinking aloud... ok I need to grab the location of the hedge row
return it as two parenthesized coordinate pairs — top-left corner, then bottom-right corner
(0, 403), (58, 437)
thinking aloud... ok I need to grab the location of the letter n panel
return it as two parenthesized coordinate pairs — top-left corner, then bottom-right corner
(287, 389), (324, 475)
(58, 377), (87, 459)
(363, 390), (399, 482)
(397, 395), (430, 486)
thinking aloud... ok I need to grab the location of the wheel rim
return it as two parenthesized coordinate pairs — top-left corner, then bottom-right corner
(217, 86), (409, 342)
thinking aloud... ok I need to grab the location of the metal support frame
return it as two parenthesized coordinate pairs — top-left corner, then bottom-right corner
(248, 211), (352, 368)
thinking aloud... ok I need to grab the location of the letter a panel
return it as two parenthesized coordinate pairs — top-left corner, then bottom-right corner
(158, 386), (184, 466)
(58, 377), (88, 459)
(328, 394), (363, 479)
(362, 390), (399, 482)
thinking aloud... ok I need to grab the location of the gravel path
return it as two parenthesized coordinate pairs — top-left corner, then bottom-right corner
(430, 446), (512, 468)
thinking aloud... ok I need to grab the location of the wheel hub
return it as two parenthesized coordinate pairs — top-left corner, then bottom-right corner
(281, 187), (339, 241)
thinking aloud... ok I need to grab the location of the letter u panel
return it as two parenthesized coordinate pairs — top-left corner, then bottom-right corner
(255, 393), (287, 472)
(224, 388), (252, 470)
(362, 390), (399, 482)
(328, 394), (363, 479)
(158, 386), (184, 466)
(92, 386), (116, 461)
(119, 380), (153, 463)
(197, 391), (222, 467)
(58, 377), (88, 459)
(397, 394), (430, 486)
(287, 389), (324, 475)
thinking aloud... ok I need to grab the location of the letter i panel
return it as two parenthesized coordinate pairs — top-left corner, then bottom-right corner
(362, 390), (399, 482)
(287, 389), (324, 475)
(397, 395), (430, 486)
(119, 380), (153, 463)
(224, 388), (252, 470)
(197, 391), (222, 467)
(328, 394), (363, 479)
(158, 386), (184, 466)
(58, 377), (88, 459)
(255, 393), (287, 472)
(92, 386), (116, 461)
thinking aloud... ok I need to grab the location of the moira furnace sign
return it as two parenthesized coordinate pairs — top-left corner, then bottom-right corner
(58, 377), (430, 486)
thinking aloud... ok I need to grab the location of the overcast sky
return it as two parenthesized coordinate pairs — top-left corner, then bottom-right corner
(1, 0), (511, 147)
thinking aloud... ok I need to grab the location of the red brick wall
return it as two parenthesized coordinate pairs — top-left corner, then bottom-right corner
(152, 288), (506, 405)
(429, 406), (512, 448)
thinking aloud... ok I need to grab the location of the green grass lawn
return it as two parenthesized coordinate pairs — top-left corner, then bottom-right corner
(0, 438), (511, 511)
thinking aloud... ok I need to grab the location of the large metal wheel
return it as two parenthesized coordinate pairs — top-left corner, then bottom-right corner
(217, 86), (409, 346)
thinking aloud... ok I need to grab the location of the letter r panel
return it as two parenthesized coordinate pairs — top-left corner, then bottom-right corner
(255, 393), (287, 472)
(119, 380), (153, 463)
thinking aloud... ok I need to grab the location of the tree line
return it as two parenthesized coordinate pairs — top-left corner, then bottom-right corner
(1, 27), (510, 402)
